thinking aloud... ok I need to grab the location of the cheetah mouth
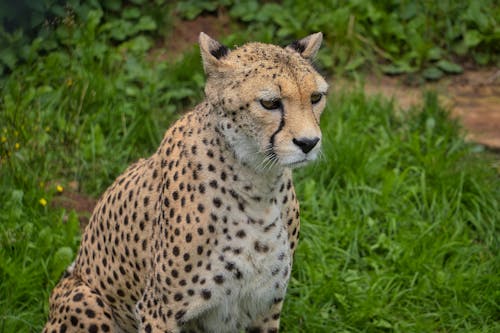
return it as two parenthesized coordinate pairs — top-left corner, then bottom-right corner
(284, 159), (311, 169)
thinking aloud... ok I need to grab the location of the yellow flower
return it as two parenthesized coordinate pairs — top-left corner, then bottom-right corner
(56, 185), (64, 193)
(15, 143), (20, 149)
(39, 198), (48, 207)
(39, 181), (45, 188)
(1, 136), (6, 143)
(66, 78), (73, 86)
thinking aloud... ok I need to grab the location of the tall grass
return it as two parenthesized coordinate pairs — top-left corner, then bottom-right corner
(285, 92), (499, 332)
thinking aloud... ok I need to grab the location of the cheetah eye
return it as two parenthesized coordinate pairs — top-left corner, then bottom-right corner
(260, 99), (282, 110)
(311, 93), (323, 104)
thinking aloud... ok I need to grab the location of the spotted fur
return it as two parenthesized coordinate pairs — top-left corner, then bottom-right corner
(43, 32), (328, 333)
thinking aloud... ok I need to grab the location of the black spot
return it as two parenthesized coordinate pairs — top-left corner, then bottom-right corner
(88, 324), (98, 333)
(101, 324), (110, 332)
(70, 316), (78, 326)
(59, 323), (67, 333)
(175, 309), (186, 320)
(214, 275), (225, 284)
(105, 294), (116, 303)
(145, 323), (152, 333)
(72, 293), (83, 302)
(85, 309), (96, 318)
(255, 241), (270, 253)
(201, 289), (212, 300)
(197, 204), (205, 213)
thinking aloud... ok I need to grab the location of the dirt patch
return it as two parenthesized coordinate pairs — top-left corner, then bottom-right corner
(149, 10), (234, 62)
(360, 68), (500, 150)
(447, 69), (500, 148)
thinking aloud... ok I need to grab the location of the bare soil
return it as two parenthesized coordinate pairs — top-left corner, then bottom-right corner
(362, 68), (500, 150)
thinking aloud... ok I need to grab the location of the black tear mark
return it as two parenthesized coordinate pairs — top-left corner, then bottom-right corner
(269, 105), (285, 149)
(289, 40), (305, 54)
(210, 45), (229, 59)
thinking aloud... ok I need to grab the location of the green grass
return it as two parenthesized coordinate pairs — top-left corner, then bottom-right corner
(1, 6), (499, 333)
(285, 92), (499, 332)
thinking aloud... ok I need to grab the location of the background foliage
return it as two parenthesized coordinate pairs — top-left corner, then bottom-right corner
(0, 1), (499, 332)
(2, 0), (499, 80)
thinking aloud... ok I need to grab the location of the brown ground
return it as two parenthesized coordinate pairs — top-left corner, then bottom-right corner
(362, 68), (500, 149)
(55, 14), (500, 231)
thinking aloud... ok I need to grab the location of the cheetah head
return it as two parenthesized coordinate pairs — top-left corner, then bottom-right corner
(199, 32), (328, 171)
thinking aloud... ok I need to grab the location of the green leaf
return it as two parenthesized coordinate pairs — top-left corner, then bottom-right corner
(382, 64), (406, 75)
(136, 16), (157, 31)
(0, 48), (17, 69)
(123, 8), (141, 19)
(427, 47), (443, 61)
(464, 30), (483, 48)
(422, 66), (443, 81)
(51, 247), (74, 279)
(119, 36), (153, 53)
(436, 60), (463, 74)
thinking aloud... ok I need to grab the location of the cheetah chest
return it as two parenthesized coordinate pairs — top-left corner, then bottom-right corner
(193, 205), (292, 332)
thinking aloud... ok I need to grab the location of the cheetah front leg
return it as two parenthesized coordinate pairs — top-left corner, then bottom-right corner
(44, 274), (120, 333)
(246, 299), (284, 333)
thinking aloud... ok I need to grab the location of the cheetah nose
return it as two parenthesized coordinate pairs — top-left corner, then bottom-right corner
(292, 137), (320, 154)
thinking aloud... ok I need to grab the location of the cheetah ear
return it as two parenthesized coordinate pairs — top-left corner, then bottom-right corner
(286, 32), (323, 60)
(199, 32), (230, 75)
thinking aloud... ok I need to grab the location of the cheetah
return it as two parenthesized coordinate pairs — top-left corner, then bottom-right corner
(43, 32), (328, 333)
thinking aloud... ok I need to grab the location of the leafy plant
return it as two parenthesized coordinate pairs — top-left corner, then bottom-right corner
(0, 0), (169, 77)
(178, 0), (500, 80)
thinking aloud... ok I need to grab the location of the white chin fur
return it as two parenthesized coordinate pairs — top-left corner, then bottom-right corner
(277, 146), (320, 168)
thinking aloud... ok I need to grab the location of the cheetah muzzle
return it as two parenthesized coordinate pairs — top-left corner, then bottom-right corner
(44, 32), (328, 333)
